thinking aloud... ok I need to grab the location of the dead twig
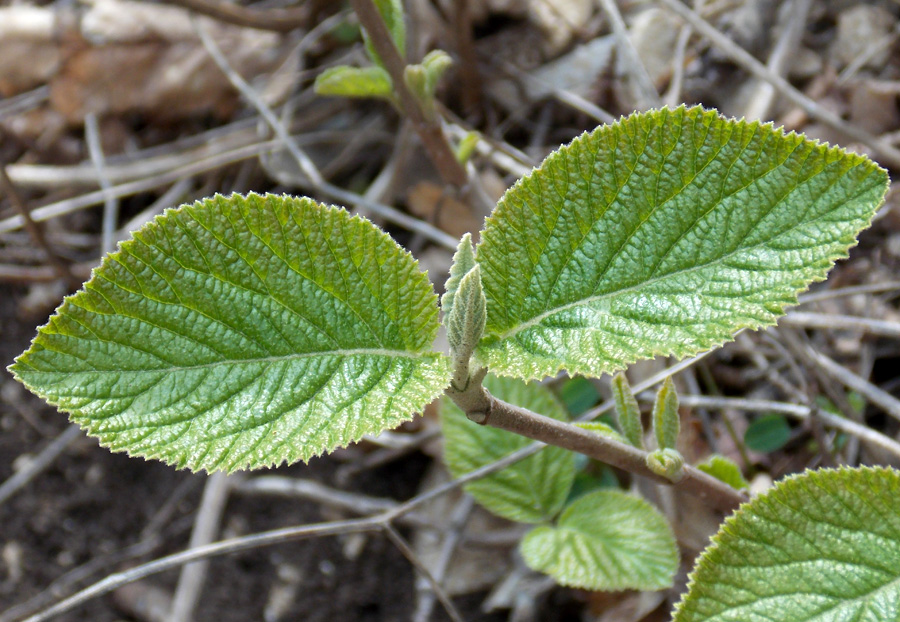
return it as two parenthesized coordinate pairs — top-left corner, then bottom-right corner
(412, 495), (474, 622)
(799, 282), (900, 304)
(84, 113), (119, 255)
(0, 425), (83, 508)
(657, 0), (900, 169)
(783, 311), (900, 339)
(384, 525), (466, 622)
(803, 346), (900, 424)
(596, 0), (661, 108)
(742, 0), (813, 121)
(169, 472), (236, 622)
(0, 166), (77, 287)
(672, 393), (900, 461)
(156, 0), (310, 32)
(0, 262), (92, 284)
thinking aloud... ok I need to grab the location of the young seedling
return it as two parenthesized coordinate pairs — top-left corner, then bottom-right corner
(314, 0), (466, 184)
(11, 106), (898, 619)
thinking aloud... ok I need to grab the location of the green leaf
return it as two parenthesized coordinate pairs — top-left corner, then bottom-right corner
(673, 466), (900, 622)
(455, 130), (481, 166)
(441, 233), (477, 331)
(10, 193), (449, 472)
(696, 455), (748, 491)
(441, 375), (576, 523)
(404, 49), (452, 117)
(652, 376), (680, 451)
(611, 372), (644, 448)
(476, 106), (888, 380)
(443, 234), (485, 387)
(421, 49), (453, 94)
(575, 420), (626, 444)
(314, 65), (394, 101)
(744, 413), (791, 453)
(445, 265), (486, 354)
(520, 490), (679, 591)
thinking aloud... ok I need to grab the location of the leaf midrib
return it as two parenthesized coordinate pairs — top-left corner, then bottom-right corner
(24, 347), (437, 376)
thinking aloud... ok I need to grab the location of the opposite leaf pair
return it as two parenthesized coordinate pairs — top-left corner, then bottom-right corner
(11, 105), (888, 473)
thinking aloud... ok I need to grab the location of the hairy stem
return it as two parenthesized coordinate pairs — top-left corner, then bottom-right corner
(349, 0), (468, 187)
(446, 383), (748, 514)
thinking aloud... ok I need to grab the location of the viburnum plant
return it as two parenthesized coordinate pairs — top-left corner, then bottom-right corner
(11, 106), (900, 620)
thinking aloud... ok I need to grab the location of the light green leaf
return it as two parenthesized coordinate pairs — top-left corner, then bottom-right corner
(521, 490), (678, 591)
(441, 375), (576, 523)
(652, 376), (680, 451)
(445, 265), (485, 354)
(441, 233), (477, 328)
(314, 65), (394, 101)
(696, 455), (748, 491)
(575, 420), (626, 444)
(612, 372), (644, 448)
(476, 106), (888, 380)
(455, 130), (481, 165)
(10, 193), (449, 472)
(611, 372), (644, 449)
(673, 466), (900, 622)
(421, 49), (453, 95)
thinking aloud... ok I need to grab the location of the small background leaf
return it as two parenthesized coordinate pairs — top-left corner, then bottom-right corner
(314, 65), (394, 100)
(11, 193), (449, 472)
(744, 413), (792, 452)
(441, 375), (576, 523)
(696, 455), (748, 491)
(673, 466), (900, 622)
(557, 375), (601, 416)
(476, 106), (888, 380)
(574, 421), (626, 444)
(520, 490), (678, 591)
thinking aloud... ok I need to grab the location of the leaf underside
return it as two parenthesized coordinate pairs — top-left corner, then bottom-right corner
(673, 466), (900, 622)
(520, 490), (679, 591)
(11, 193), (449, 472)
(476, 106), (889, 380)
(441, 375), (576, 523)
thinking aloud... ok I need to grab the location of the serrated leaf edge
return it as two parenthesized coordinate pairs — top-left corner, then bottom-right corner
(672, 465), (900, 621)
(477, 105), (889, 381)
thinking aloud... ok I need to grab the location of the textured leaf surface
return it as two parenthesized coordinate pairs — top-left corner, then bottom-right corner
(441, 375), (575, 523)
(521, 490), (678, 591)
(673, 466), (900, 622)
(476, 106), (888, 379)
(11, 193), (449, 472)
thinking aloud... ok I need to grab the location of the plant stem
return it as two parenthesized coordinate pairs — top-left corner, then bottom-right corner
(349, 0), (468, 187)
(446, 384), (748, 514)
(158, 0), (311, 32)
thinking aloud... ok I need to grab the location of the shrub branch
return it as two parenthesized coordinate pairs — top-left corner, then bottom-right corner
(446, 382), (748, 514)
